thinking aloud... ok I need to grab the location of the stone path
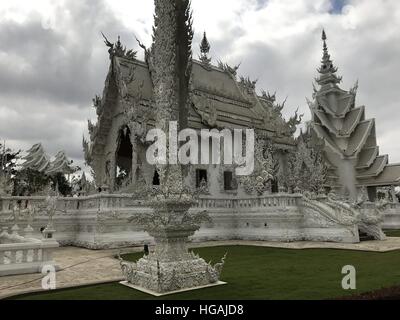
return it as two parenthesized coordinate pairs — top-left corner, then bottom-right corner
(0, 246), (142, 299)
(2, 238), (400, 299)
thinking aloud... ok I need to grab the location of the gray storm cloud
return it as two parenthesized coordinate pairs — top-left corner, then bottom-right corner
(0, 0), (399, 171)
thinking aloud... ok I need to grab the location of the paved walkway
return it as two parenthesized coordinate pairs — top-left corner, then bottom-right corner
(2, 238), (400, 299)
(0, 246), (142, 300)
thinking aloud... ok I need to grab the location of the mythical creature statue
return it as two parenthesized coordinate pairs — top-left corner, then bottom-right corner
(239, 76), (257, 94)
(102, 33), (137, 60)
(285, 109), (304, 136)
(218, 61), (240, 77)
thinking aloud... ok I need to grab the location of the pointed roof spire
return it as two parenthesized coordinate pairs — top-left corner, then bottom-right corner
(316, 29), (342, 87)
(199, 31), (212, 67)
(200, 32), (210, 55)
(318, 29), (338, 75)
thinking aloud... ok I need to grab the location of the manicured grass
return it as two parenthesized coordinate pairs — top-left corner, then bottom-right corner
(385, 230), (400, 237)
(11, 246), (400, 300)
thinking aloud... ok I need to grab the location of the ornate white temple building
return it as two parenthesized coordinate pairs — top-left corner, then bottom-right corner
(82, 34), (302, 197)
(2, 0), (400, 254)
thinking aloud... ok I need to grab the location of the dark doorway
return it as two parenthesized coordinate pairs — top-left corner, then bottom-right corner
(224, 171), (234, 191)
(153, 170), (160, 186)
(271, 179), (279, 193)
(196, 169), (208, 188)
(367, 186), (377, 202)
(116, 127), (133, 187)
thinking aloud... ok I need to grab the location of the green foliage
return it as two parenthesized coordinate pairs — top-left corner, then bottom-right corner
(52, 172), (72, 197)
(0, 142), (20, 176)
(12, 170), (73, 197)
(12, 246), (400, 300)
(12, 168), (50, 196)
(1, 143), (78, 196)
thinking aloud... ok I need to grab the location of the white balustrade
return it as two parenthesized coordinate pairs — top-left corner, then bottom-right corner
(194, 194), (301, 210)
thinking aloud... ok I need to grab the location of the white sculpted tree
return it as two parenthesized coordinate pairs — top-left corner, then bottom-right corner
(119, 0), (226, 294)
(283, 133), (327, 194)
(240, 138), (276, 196)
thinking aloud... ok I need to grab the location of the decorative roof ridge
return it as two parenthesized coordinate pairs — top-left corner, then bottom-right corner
(312, 123), (343, 157)
(345, 119), (375, 157)
(313, 110), (339, 136)
(356, 146), (379, 170)
(340, 106), (365, 136)
(386, 163), (400, 167)
(357, 154), (388, 178)
(115, 55), (148, 68)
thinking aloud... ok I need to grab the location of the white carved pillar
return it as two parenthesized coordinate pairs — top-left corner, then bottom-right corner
(22, 249), (28, 263)
(11, 250), (17, 264)
(131, 135), (138, 184)
(390, 185), (398, 203)
(110, 151), (117, 192)
(31, 249), (38, 263)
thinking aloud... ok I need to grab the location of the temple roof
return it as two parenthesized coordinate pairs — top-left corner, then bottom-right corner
(340, 107), (365, 136)
(357, 155), (388, 179)
(309, 30), (398, 187)
(117, 57), (265, 127)
(315, 91), (355, 118)
(357, 146), (379, 169)
(358, 164), (400, 186)
(344, 120), (374, 157)
(106, 56), (296, 139)
(191, 62), (249, 104)
(84, 53), (298, 165)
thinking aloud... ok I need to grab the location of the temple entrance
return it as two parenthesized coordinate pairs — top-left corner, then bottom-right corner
(196, 169), (208, 188)
(116, 126), (133, 187)
(271, 180), (279, 193)
(152, 170), (160, 186)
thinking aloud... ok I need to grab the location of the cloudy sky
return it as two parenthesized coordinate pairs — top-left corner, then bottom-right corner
(0, 0), (399, 170)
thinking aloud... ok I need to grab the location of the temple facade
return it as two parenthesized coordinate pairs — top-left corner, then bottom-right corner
(82, 31), (303, 196)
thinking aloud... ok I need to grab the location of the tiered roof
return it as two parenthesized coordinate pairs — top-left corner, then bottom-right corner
(84, 36), (301, 165)
(309, 30), (400, 187)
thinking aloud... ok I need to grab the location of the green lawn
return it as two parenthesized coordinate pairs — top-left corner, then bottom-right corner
(11, 246), (400, 300)
(385, 230), (400, 237)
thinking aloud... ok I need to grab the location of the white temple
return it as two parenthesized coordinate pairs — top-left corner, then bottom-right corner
(2, 1), (400, 271)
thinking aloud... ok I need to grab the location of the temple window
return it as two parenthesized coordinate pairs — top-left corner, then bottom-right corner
(224, 171), (234, 191)
(271, 179), (279, 193)
(196, 169), (208, 188)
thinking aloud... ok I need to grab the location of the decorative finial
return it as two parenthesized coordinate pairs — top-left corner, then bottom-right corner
(317, 29), (338, 75)
(200, 32), (210, 55)
(199, 31), (211, 67)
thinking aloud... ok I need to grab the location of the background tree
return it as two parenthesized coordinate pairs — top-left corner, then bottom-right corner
(0, 142), (20, 176)
(15, 144), (79, 196)
(12, 168), (50, 196)
(0, 142), (21, 195)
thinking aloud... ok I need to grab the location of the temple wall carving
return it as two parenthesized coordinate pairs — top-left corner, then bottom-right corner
(2, 194), (398, 249)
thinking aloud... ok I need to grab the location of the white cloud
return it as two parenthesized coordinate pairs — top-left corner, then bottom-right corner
(0, 0), (399, 167)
